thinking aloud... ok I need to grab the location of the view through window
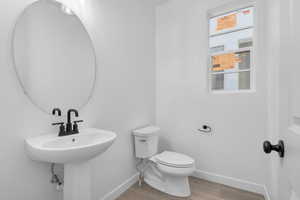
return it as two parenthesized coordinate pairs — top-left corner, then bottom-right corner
(208, 6), (254, 92)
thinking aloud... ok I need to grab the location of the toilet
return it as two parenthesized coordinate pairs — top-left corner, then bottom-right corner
(133, 126), (195, 197)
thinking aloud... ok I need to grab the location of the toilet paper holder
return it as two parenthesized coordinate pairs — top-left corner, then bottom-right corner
(198, 125), (212, 133)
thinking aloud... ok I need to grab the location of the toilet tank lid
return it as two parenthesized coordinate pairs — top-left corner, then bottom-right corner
(133, 126), (160, 136)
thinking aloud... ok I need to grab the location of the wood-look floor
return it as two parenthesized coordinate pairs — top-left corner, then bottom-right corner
(116, 177), (265, 200)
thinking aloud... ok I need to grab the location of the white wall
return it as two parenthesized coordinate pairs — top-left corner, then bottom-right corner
(86, 0), (155, 199)
(0, 0), (155, 200)
(156, 0), (269, 192)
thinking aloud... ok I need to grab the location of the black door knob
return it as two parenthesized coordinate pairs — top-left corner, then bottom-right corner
(263, 140), (285, 158)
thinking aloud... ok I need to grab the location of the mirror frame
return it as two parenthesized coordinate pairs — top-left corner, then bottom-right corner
(11, 0), (97, 115)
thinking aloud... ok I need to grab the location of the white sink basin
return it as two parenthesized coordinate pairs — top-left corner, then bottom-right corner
(25, 128), (117, 200)
(25, 128), (117, 164)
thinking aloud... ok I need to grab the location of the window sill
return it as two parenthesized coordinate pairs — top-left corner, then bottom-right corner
(209, 89), (256, 94)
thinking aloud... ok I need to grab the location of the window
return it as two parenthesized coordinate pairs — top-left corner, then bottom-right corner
(208, 6), (254, 92)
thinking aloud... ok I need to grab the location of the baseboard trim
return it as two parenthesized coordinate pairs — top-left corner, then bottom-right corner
(193, 169), (270, 200)
(100, 173), (139, 200)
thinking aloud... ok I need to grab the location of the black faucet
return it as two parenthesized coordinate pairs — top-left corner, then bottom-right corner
(66, 109), (79, 133)
(52, 108), (83, 137)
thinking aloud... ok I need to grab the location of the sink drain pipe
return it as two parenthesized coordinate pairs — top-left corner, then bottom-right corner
(50, 163), (64, 191)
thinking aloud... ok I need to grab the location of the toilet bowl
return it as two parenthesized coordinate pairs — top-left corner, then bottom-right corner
(144, 151), (195, 197)
(133, 126), (195, 197)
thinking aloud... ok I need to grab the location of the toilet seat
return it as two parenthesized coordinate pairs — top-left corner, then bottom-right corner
(155, 151), (195, 168)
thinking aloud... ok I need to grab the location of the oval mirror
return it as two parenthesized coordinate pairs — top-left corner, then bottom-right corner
(13, 0), (96, 114)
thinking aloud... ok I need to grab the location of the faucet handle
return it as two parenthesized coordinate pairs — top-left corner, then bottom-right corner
(52, 122), (64, 126)
(52, 122), (66, 137)
(73, 120), (83, 124)
(73, 120), (83, 133)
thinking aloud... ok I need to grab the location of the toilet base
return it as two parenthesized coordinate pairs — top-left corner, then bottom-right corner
(143, 164), (191, 197)
(145, 176), (191, 197)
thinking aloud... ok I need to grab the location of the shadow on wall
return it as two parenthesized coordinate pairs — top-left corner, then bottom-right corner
(159, 133), (172, 152)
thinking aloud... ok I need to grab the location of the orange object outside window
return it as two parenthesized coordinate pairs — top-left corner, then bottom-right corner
(216, 14), (237, 31)
(212, 53), (241, 71)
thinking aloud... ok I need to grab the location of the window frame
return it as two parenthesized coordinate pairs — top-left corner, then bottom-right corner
(207, 1), (257, 94)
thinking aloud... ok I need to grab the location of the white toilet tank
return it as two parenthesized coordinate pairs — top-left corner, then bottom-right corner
(133, 126), (160, 158)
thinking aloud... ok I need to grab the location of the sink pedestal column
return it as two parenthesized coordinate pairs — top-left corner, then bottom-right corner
(64, 161), (92, 200)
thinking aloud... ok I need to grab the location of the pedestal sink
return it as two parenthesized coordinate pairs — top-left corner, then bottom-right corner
(25, 128), (117, 200)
